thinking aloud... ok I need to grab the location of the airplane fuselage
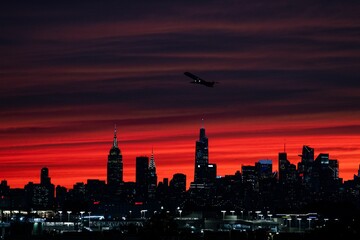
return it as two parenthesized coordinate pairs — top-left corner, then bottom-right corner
(184, 72), (216, 87)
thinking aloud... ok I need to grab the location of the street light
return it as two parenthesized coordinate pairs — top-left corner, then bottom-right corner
(297, 218), (301, 232)
(255, 211), (261, 220)
(143, 209), (147, 218)
(241, 210), (244, 219)
(80, 211), (85, 225)
(67, 211), (72, 222)
(221, 210), (226, 220)
(58, 211), (63, 222)
(4, 211), (10, 222)
(287, 217), (292, 228)
(307, 218), (312, 229)
(230, 210), (235, 215)
(324, 218), (329, 226)
(177, 207), (182, 218)
(141, 209), (148, 219)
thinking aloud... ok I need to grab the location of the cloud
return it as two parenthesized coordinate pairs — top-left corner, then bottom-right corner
(0, 1), (359, 188)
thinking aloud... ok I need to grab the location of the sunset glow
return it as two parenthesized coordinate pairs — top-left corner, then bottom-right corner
(1, 1), (359, 190)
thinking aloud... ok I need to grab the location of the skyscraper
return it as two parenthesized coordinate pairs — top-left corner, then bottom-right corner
(313, 153), (340, 193)
(25, 168), (54, 209)
(41, 167), (50, 185)
(298, 145), (314, 188)
(278, 152), (297, 185)
(148, 148), (158, 199)
(255, 159), (273, 179)
(107, 125), (123, 189)
(136, 156), (149, 185)
(194, 122), (209, 183)
(193, 120), (216, 184)
(170, 173), (186, 193)
(136, 156), (149, 202)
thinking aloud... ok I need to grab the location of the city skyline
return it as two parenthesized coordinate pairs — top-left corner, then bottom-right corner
(1, 1), (359, 189)
(1, 123), (359, 190)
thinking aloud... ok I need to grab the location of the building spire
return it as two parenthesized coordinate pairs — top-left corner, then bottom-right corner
(113, 124), (118, 148)
(149, 147), (156, 169)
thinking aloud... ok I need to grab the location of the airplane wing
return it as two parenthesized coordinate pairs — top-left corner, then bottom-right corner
(184, 72), (203, 81)
(184, 72), (218, 87)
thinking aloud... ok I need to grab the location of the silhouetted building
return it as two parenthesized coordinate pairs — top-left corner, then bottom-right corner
(277, 151), (299, 210)
(194, 123), (209, 183)
(279, 152), (289, 183)
(0, 180), (10, 209)
(9, 188), (27, 209)
(41, 167), (51, 185)
(193, 121), (217, 184)
(0, 180), (9, 198)
(312, 153), (340, 196)
(136, 156), (149, 202)
(55, 185), (67, 209)
(278, 152), (297, 185)
(255, 159), (273, 179)
(70, 182), (86, 201)
(170, 173), (186, 194)
(242, 165), (256, 189)
(107, 125), (123, 193)
(241, 165), (257, 208)
(24, 168), (55, 209)
(86, 179), (106, 203)
(343, 167), (360, 209)
(148, 148), (158, 199)
(298, 145), (314, 189)
(255, 160), (277, 210)
(3, 130), (360, 239)
(157, 178), (169, 203)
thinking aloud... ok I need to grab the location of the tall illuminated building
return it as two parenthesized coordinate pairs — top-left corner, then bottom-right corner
(41, 167), (51, 185)
(297, 145), (314, 188)
(312, 153), (340, 193)
(193, 120), (216, 184)
(278, 152), (288, 183)
(255, 159), (273, 179)
(278, 151), (297, 185)
(277, 150), (298, 207)
(194, 121), (208, 183)
(107, 125), (123, 189)
(148, 148), (158, 199)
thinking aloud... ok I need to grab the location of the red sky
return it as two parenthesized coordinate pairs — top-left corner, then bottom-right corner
(1, 1), (359, 189)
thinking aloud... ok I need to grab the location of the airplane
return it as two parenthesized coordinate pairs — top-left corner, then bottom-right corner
(184, 72), (218, 87)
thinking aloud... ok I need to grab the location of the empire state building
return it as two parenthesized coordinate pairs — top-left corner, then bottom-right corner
(107, 125), (123, 188)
